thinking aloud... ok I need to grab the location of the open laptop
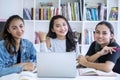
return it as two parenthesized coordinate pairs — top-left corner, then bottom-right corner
(37, 52), (77, 78)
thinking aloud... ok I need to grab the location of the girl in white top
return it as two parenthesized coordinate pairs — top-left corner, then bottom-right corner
(38, 15), (80, 57)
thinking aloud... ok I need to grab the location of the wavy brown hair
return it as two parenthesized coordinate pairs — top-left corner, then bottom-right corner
(1, 15), (24, 55)
(47, 15), (77, 52)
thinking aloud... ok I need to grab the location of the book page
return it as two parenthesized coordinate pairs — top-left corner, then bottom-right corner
(78, 68), (98, 76)
(78, 68), (117, 76)
(0, 73), (19, 80)
(96, 70), (117, 77)
(19, 71), (37, 80)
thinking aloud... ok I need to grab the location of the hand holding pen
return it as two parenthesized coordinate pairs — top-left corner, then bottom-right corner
(113, 48), (120, 50)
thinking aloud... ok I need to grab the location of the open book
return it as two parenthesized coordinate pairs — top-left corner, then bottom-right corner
(0, 71), (37, 80)
(78, 68), (117, 76)
(19, 71), (37, 80)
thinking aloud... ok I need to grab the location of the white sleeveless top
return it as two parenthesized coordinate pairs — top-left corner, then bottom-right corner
(49, 38), (66, 52)
(40, 38), (80, 57)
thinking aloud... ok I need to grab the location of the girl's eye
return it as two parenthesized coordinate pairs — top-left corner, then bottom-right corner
(20, 24), (24, 28)
(56, 25), (60, 28)
(12, 26), (17, 30)
(95, 31), (99, 34)
(103, 32), (107, 35)
(20, 25), (23, 28)
(63, 23), (66, 26)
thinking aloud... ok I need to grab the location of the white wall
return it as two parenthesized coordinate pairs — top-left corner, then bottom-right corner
(0, 0), (22, 20)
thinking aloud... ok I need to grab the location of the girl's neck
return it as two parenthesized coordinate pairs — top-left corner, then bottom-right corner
(57, 36), (66, 40)
(100, 43), (109, 48)
(16, 41), (20, 46)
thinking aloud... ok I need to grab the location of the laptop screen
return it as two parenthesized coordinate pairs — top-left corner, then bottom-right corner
(37, 52), (77, 78)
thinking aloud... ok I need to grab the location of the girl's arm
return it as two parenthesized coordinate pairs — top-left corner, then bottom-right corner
(78, 55), (115, 72)
(0, 62), (35, 77)
(86, 46), (116, 62)
(86, 52), (101, 62)
(0, 63), (23, 77)
(40, 37), (54, 52)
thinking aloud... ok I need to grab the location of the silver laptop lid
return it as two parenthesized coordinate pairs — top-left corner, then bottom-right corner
(37, 52), (77, 78)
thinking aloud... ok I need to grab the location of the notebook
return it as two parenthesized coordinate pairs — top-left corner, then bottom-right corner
(37, 52), (77, 78)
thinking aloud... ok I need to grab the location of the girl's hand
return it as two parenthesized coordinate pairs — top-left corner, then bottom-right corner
(77, 55), (88, 66)
(38, 31), (46, 42)
(23, 62), (36, 71)
(99, 46), (116, 56)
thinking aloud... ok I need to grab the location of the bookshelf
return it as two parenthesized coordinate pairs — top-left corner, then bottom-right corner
(0, 0), (120, 55)
(81, 0), (119, 55)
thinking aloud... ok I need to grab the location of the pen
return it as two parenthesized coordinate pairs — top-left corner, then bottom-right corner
(113, 48), (120, 50)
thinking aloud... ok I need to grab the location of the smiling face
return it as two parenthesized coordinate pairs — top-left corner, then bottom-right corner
(7, 19), (24, 41)
(52, 18), (68, 39)
(95, 24), (114, 47)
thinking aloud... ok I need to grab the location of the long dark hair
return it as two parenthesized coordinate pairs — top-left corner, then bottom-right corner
(1, 15), (24, 55)
(95, 21), (115, 42)
(47, 15), (77, 52)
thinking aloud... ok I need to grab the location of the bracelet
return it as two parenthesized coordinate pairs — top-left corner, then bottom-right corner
(40, 40), (46, 42)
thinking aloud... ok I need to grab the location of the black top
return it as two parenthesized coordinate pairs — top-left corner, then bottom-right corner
(86, 41), (120, 74)
(17, 48), (21, 63)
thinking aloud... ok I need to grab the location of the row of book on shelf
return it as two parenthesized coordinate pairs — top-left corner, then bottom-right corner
(23, 2), (59, 20)
(23, 7), (59, 20)
(85, 2), (118, 21)
(61, 0), (83, 21)
(23, 2), (118, 21)
(84, 29), (95, 45)
(86, 2), (107, 21)
(23, 1), (84, 21)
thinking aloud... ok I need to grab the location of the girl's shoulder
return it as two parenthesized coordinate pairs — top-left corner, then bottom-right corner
(46, 37), (57, 43)
(91, 41), (97, 46)
(0, 40), (5, 46)
(0, 40), (4, 43)
(21, 39), (33, 46)
(22, 39), (32, 43)
(0, 40), (6, 50)
(109, 41), (120, 47)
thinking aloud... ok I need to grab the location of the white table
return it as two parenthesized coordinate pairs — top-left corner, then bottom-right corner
(0, 68), (119, 80)
(0, 72), (118, 80)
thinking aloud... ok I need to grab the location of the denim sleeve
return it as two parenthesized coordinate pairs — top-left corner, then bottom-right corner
(29, 42), (37, 63)
(0, 65), (23, 77)
(0, 47), (23, 77)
